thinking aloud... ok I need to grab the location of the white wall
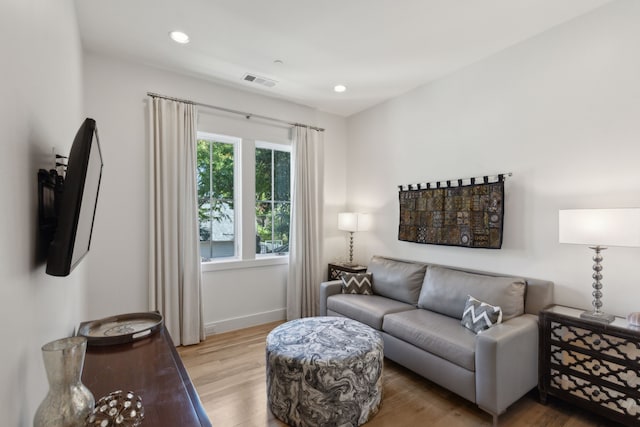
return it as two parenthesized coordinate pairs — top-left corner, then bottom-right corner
(347, 0), (640, 317)
(83, 54), (348, 330)
(0, 0), (88, 425)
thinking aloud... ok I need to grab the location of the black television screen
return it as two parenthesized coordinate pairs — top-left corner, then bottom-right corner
(46, 118), (103, 276)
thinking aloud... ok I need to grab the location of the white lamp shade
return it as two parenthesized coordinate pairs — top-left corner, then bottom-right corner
(338, 212), (370, 232)
(559, 208), (640, 247)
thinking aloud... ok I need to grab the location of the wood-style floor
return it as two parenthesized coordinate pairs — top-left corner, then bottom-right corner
(177, 321), (616, 427)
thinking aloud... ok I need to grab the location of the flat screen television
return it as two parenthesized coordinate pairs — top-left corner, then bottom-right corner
(45, 118), (103, 276)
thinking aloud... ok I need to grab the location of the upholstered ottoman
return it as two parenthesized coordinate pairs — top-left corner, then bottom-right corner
(266, 317), (383, 427)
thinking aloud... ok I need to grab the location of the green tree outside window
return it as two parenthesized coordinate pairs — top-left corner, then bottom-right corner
(196, 135), (291, 260)
(197, 139), (235, 260)
(256, 147), (290, 254)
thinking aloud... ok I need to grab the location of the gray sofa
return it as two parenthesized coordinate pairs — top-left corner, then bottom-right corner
(320, 255), (553, 426)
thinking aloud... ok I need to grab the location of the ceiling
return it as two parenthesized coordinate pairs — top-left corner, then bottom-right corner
(74, 0), (612, 117)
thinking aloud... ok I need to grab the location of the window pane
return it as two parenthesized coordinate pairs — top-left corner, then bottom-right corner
(255, 145), (290, 256)
(274, 202), (290, 254)
(196, 140), (211, 198)
(256, 202), (272, 254)
(212, 142), (234, 200)
(199, 199), (213, 261)
(274, 150), (290, 201)
(211, 200), (234, 241)
(197, 136), (236, 261)
(255, 148), (272, 201)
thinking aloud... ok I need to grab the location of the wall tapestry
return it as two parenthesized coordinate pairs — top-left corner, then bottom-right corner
(398, 175), (506, 249)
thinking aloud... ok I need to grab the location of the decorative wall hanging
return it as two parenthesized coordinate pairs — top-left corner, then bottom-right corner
(398, 173), (509, 249)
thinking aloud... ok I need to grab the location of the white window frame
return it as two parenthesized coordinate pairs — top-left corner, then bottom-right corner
(197, 131), (291, 271)
(197, 132), (240, 262)
(255, 140), (292, 259)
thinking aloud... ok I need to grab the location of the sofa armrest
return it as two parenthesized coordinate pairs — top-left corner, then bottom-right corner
(475, 314), (539, 416)
(320, 280), (342, 316)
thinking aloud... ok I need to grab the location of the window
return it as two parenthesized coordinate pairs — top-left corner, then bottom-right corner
(197, 132), (291, 262)
(197, 133), (238, 261)
(255, 143), (291, 255)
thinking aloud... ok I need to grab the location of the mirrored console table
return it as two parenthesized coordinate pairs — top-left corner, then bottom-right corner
(539, 305), (640, 426)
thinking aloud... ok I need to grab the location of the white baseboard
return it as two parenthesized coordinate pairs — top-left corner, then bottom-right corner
(204, 308), (286, 336)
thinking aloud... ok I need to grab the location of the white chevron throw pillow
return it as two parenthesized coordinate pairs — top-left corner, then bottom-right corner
(461, 295), (503, 334)
(340, 272), (373, 295)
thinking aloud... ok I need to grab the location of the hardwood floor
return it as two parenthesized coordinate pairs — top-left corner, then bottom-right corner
(178, 321), (616, 427)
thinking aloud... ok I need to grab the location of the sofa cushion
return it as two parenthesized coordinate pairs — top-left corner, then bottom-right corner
(461, 295), (503, 333)
(340, 272), (373, 295)
(383, 309), (477, 371)
(327, 294), (415, 330)
(367, 256), (427, 305)
(417, 266), (526, 320)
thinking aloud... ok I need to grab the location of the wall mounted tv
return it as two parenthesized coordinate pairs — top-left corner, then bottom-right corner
(38, 118), (103, 277)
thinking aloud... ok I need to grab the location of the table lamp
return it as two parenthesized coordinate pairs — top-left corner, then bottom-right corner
(338, 212), (370, 266)
(559, 208), (640, 323)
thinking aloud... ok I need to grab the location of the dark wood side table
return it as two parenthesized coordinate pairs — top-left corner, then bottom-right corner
(539, 305), (640, 426)
(82, 325), (211, 427)
(328, 262), (367, 281)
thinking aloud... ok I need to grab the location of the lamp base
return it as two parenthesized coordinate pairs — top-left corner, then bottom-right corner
(580, 310), (615, 324)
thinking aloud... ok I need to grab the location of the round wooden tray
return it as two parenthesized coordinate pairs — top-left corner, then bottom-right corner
(77, 312), (164, 346)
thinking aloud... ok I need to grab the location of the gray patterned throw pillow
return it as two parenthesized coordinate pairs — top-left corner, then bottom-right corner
(461, 295), (503, 334)
(341, 272), (373, 295)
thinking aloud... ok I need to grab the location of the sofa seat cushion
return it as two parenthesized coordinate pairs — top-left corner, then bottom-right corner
(382, 309), (477, 371)
(418, 266), (526, 321)
(367, 256), (427, 305)
(327, 294), (415, 330)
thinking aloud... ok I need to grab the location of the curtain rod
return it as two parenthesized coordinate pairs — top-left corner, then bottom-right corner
(147, 92), (325, 132)
(398, 172), (512, 191)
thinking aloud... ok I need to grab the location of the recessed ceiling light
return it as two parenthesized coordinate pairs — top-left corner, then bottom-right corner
(169, 31), (190, 44)
(273, 59), (284, 65)
(334, 84), (347, 93)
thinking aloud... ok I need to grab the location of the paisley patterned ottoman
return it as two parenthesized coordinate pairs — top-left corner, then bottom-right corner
(266, 317), (383, 427)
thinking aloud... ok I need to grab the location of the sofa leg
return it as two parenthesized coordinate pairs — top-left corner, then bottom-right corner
(478, 406), (500, 427)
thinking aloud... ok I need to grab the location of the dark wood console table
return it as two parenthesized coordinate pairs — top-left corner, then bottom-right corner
(82, 325), (211, 427)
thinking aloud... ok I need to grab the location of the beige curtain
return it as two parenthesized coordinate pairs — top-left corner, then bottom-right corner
(287, 126), (324, 319)
(148, 96), (204, 345)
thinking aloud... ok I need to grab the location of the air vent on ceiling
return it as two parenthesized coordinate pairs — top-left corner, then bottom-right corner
(242, 73), (277, 88)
